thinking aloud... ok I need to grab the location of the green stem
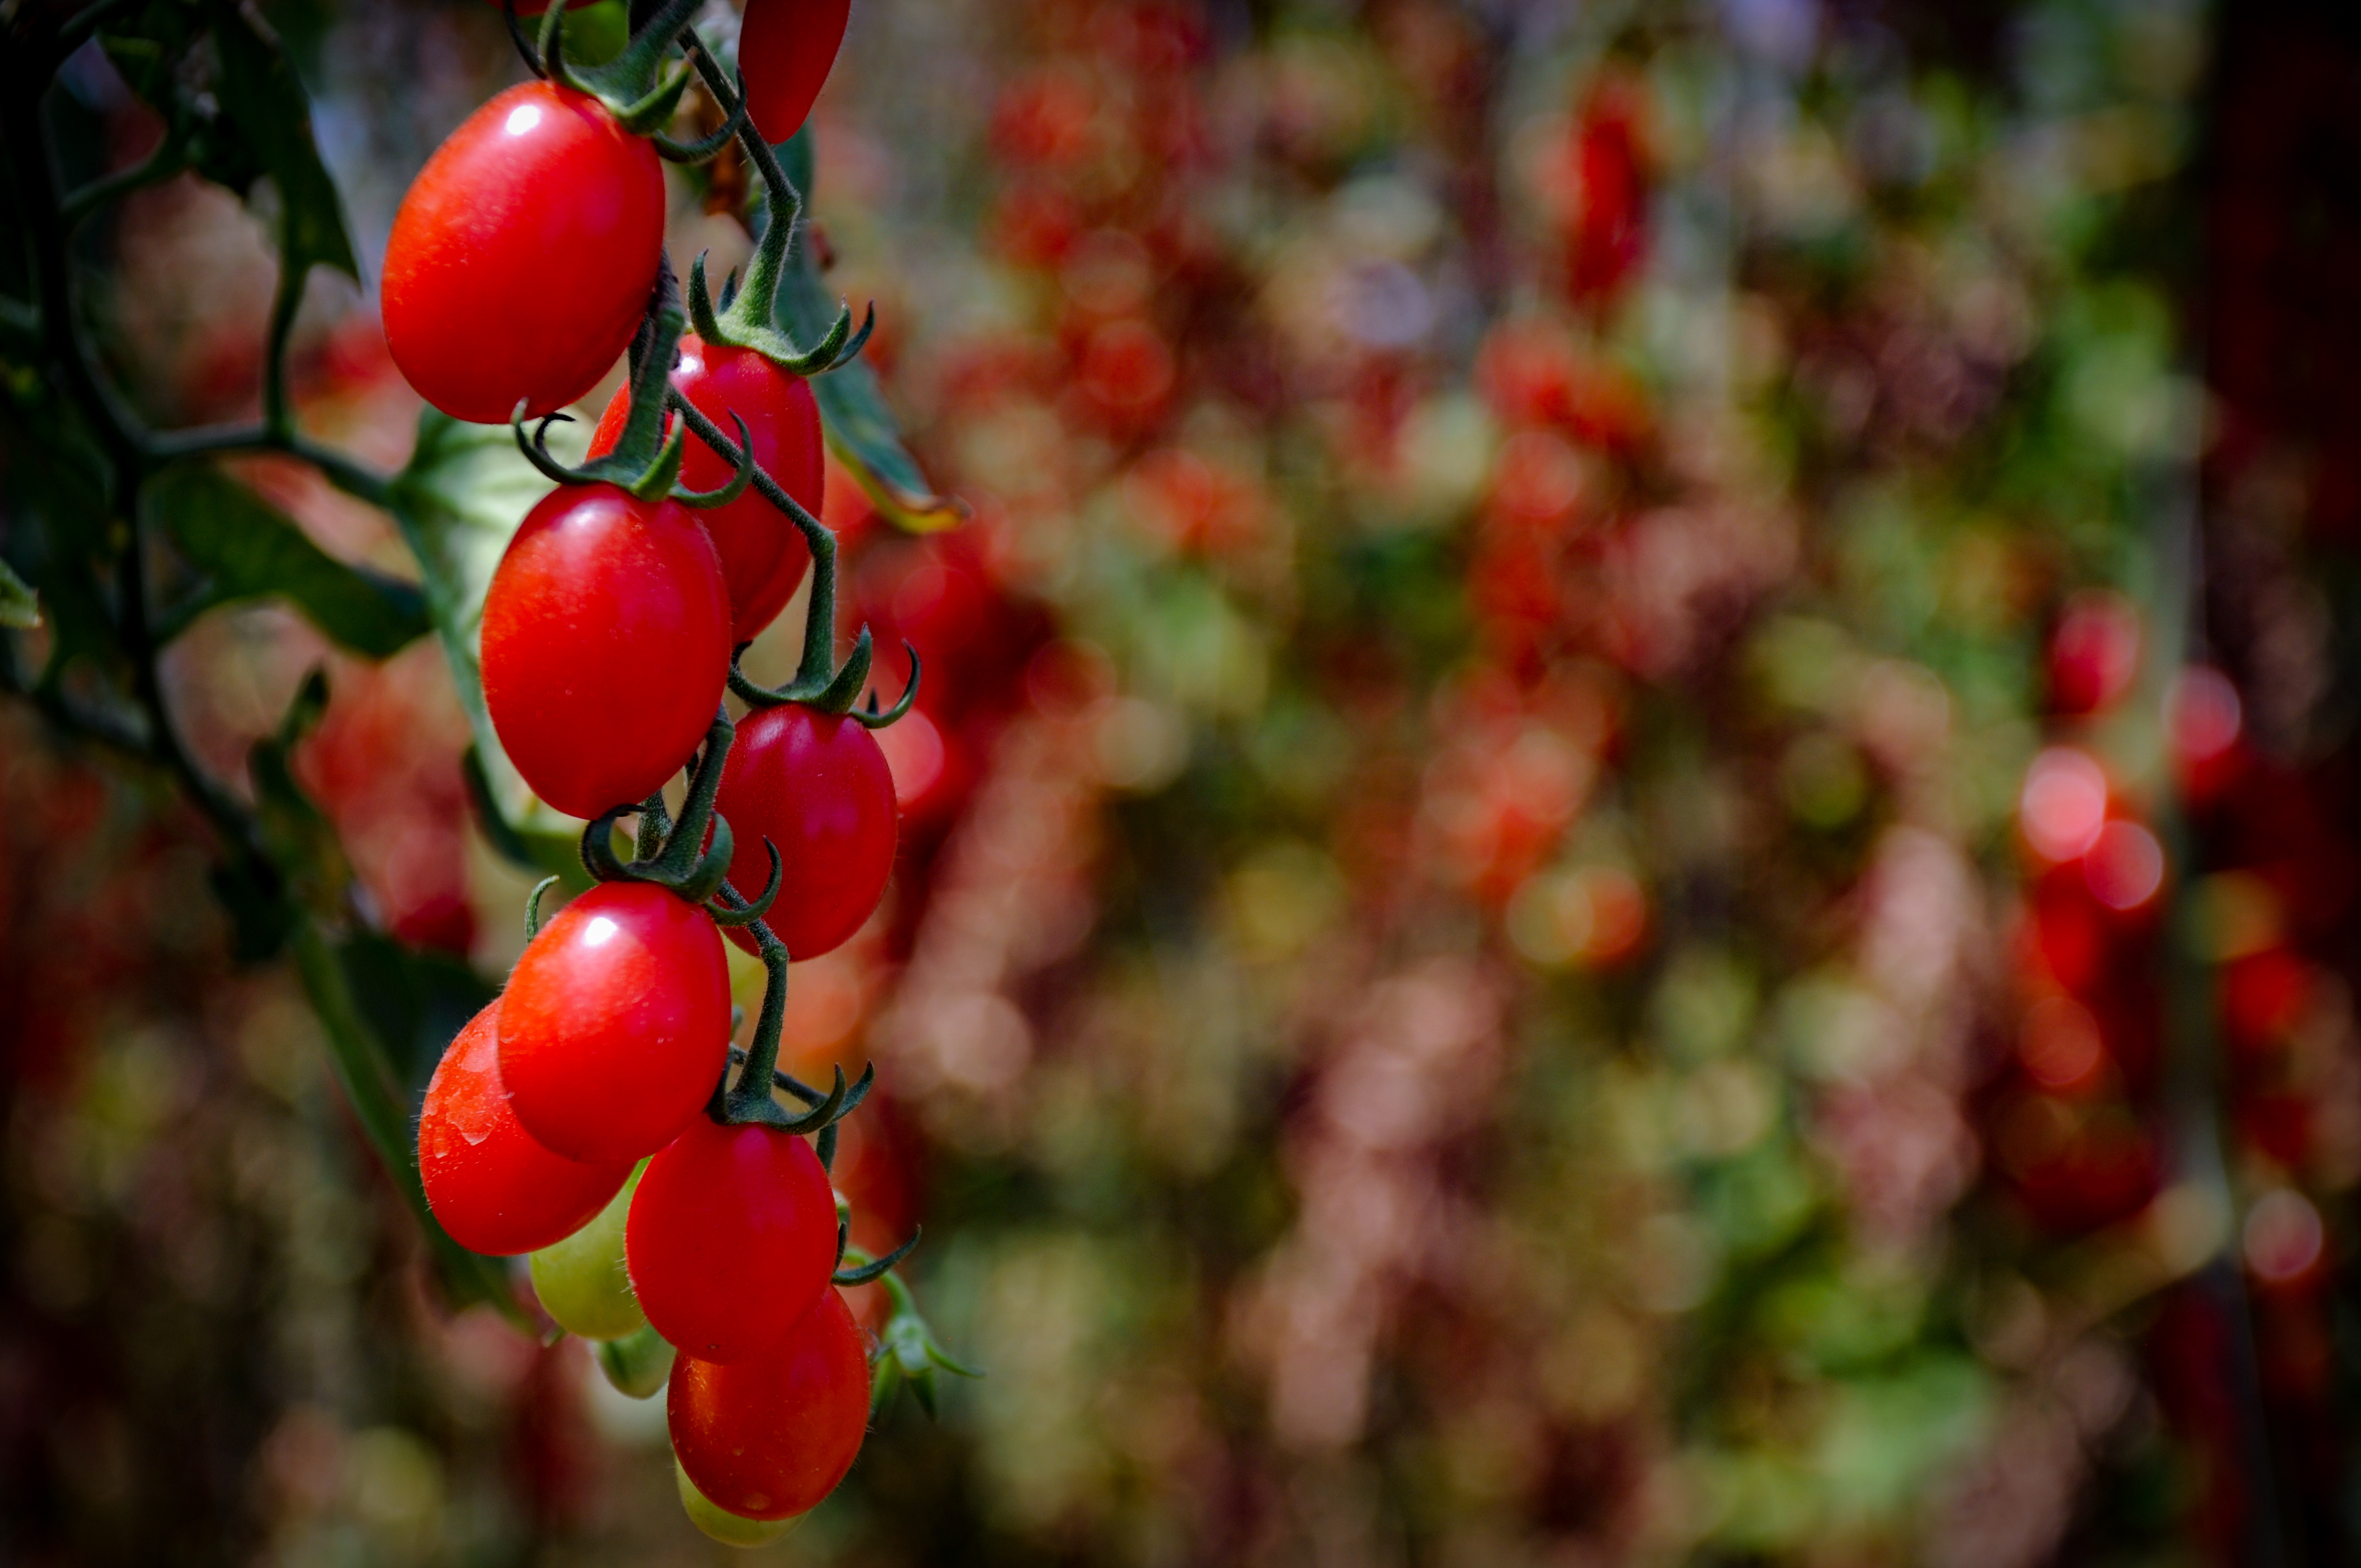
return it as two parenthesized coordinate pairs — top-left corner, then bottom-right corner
(724, 923), (792, 1122)
(682, 34), (803, 310)
(664, 392), (839, 692)
(61, 141), (188, 228)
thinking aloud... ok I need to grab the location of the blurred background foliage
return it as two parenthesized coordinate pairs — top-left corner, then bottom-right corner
(8, 0), (2361, 1563)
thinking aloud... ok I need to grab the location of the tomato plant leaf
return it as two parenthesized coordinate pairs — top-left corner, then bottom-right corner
(0, 397), (129, 691)
(295, 920), (523, 1319)
(145, 462), (429, 657)
(768, 130), (966, 534)
(203, 0), (359, 282)
(386, 410), (593, 867)
(247, 673), (519, 1317)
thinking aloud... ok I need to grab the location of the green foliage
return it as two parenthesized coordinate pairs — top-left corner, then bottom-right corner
(146, 463), (428, 654)
(202, 0), (358, 282)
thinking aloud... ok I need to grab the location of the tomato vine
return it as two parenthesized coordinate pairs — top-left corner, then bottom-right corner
(2, 0), (969, 1541)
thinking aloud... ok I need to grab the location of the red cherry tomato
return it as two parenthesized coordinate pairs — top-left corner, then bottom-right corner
(497, 883), (732, 1163)
(627, 1115), (838, 1362)
(588, 333), (822, 643)
(713, 704), (898, 959)
(383, 82), (663, 424)
(481, 483), (731, 820)
(668, 1288), (869, 1519)
(739, 0), (851, 145)
(420, 1000), (633, 1255)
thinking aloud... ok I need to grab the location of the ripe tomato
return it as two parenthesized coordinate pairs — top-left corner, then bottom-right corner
(383, 81), (663, 423)
(528, 1161), (647, 1339)
(739, 0), (851, 145)
(713, 704), (897, 958)
(588, 333), (822, 643)
(481, 483), (730, 821)
(627, 1115), (837, 1362)
(668, 1288), (869, 1519)
(419, 1000), (633, 1256)
(498, 882), (732, 1163)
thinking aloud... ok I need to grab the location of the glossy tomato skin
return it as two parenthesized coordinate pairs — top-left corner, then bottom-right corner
(739, 0), (851, 145)
(668, 1288), (869, 1520)
(627, 1116), (838, 1362)
(498, 883), (732, 1163)
(481, 483), (730, 820)
(419, 1000), (634, 1255)
(713, 705), (897, 959)
(383, 82), (663, 423)
(588, 334), (821, 643)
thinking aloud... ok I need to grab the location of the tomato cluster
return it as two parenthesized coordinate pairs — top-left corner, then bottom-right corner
(386, 0), (954, 1541)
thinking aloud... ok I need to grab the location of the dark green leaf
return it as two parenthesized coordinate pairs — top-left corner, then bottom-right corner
(253, 676), (515, 1316)
(247, 664), (349, 919)
(292, 918), (520, 1319)
(146, 462), (427, 657)
(0, 393), (126, 690)
(203, 0), (357, 281)
(769, 129), (965, 534)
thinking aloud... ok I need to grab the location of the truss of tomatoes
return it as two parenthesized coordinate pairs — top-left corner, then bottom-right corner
(387, 0), (933, 1541)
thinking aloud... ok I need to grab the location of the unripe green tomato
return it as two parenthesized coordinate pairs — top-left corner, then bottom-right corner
(598, 1323), (676, 1400)
(530, 1161), (647, 1339)
(676, 1458), (801, 1547)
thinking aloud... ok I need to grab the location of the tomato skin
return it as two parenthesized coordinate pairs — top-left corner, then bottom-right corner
(497, 883), (732, 1163)
(383, 81), (663, 423)
(627, 1116), (839, 1362)
(419, 1000), (634, 1256)
(588, 334), (822, 643)
(713, 705), (898, 958)
(481, 483), (731, 821)
(668, 1288), (869, 1519)
(739, 0), (851, 144)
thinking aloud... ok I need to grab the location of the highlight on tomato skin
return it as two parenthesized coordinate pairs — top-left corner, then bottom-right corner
(496, 882), (733, 1164)
(381, 81), (665, 424)
(480, 483), (732, 822)
(627, 1116), (840, 1364)
(589, 333), (824, 645)
(668, 1287), (870, 1521)
(418, 1000), (635, 1257)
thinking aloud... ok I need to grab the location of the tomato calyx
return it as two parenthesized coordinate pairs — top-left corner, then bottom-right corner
(512, 257), (756, 513)
(866, 1266), (981, 1420)
(674, 43), (870, 378)
(502, 0), (722, 148)
(572, 705), (762, 915)
(731, 624), (923, 725)
(657, 386), (920, 722)
(719, 1042), (874, 1139)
